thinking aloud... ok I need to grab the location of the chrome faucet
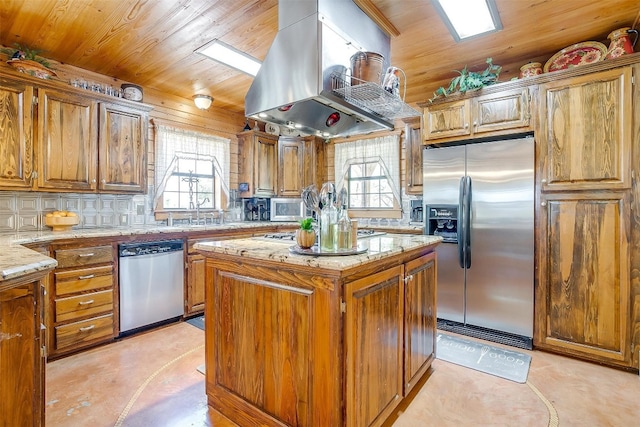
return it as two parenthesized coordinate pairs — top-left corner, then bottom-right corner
(196, 197), (210, 224)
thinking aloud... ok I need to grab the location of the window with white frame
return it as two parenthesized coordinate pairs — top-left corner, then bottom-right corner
(334, 134), (401, 215)
(155, 124), (230, 212)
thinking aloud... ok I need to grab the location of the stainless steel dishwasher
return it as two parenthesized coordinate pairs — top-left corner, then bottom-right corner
(118, 239), (185, 335)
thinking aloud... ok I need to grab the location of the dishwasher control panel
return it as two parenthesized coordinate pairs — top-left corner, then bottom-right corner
(118, 239), (184, 257)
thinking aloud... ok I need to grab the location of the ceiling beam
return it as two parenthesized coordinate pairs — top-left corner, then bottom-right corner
(353, 0), (400, 37)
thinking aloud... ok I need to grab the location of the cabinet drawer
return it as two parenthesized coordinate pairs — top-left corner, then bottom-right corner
(54, 265), (113, 295)
(55, 245), (113, 268)
(55, 289), (113, 322)
(54, 313), (114, 350)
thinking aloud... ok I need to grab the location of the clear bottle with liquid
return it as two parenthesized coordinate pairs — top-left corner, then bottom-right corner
(336, 203), (352, 250)
(320, 203), (338, 252)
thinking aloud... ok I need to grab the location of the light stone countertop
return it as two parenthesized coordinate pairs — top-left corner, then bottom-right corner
(0, 222), (426, 282)
(194, 233), (442, 271)
(0, 222), (272, 282)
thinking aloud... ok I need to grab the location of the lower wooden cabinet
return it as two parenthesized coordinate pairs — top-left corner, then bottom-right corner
(203, 244), (438, 427)
(48, 243), (116, 358)
(404, 252), (436, 394)
(186, 253), (206, 315)
(0, 277), (47, 427)
(344, 266), (404, 427)
(535, 194), (631, 367)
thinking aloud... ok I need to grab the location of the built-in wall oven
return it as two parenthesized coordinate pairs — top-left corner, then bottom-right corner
(118, 239), (185, 335)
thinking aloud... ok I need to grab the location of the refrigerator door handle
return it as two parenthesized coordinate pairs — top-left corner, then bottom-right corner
(464, 176), (472, 268)
(457, 176), (465, 268)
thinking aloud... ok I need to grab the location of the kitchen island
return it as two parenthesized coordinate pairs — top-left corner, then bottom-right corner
(195, 233), (441, 427)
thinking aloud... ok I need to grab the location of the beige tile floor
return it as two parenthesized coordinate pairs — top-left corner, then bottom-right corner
(45, 321), (640, 427)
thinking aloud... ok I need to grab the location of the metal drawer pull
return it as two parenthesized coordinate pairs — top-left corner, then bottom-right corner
(78, 253), (95, 257)
(78, 299), (95, 305)
(78, 274), (95, 280)
(78, 325), (95, 332)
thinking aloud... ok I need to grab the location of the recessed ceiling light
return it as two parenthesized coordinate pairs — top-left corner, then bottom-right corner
(195, 39), (261, 76)
(432, 0), (502, 42)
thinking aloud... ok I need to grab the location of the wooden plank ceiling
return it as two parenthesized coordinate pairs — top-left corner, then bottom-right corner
(0, 0), (638, 115)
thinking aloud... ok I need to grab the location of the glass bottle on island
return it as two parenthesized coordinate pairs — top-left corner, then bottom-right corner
(336, 202), (352, 250)
(320, 200), (338, 252)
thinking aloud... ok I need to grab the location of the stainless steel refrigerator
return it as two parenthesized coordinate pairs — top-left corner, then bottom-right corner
(423, 136), (534, 340)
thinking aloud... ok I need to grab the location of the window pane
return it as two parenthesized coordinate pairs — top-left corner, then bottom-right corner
(350, 164), (363, 178)
(347, 160), (393, 210)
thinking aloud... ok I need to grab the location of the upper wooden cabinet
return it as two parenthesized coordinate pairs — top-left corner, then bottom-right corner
(37, 88), (98, 191)
(237, 130), (277, 198)
(277, 136), (304, 197)
(0, 71), (151, 194)
(0, 78), (34, 190)
(239, 131), (325, 198)
(538, 67), (632, 192)
(98, 102), (148, 193)
(404, 118), (423, 195)
(423, 88), (532, 143)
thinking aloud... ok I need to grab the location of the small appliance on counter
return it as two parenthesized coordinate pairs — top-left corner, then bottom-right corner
(410, 199), (423, 223)
(270, 198), (307, 222)
(242, 198), (271, 221)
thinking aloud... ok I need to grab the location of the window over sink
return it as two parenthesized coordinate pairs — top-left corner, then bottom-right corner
(154, 123), (230, 213)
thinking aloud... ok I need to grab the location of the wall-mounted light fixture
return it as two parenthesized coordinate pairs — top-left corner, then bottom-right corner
(193, 94), (213, 110)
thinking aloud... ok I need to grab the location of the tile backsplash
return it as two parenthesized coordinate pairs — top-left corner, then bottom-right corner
(0, 192), (159, 233)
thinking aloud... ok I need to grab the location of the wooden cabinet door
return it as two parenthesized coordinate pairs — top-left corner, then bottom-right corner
(404, 121), (423, 194)
(186, 254), (205, 315)
(98, 103), (147, 193)
(404, 252), (436, 394)
(277, 137), (304, 197)
(424, 99), (470, 142)
(208, 264), (327, 426)
(303, 136), (326, 189)
(0, 281), (43, 427)
(472, 88), (531, 134)
(0, 80), (34, 190)
(539, 67), (632, 191)
(252, 134), (277, 197)
(37, 88), (98, 191)
(536, 194), (630, 365)
(345, 265), (404, 427)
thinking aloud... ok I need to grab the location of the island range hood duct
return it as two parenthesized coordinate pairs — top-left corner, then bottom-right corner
(245, 0), (419, 138)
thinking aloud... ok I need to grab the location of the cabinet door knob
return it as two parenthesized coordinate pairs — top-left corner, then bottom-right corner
(541, 178), (547, 184)
(541, 201), (547, 207)
(92, 179), (96, 183)
(101, 179), (106, 184)
(404, 274), (414, 284)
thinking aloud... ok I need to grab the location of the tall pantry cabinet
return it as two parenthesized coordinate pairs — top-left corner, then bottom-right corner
(535, 65), (635, 369)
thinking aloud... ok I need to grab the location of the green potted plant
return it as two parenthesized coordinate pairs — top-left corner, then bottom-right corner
(296, 217), (316, 249)
(430, 57), (501, 102)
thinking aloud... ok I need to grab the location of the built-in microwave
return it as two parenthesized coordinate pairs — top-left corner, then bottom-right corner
(270, 198), (307, 222)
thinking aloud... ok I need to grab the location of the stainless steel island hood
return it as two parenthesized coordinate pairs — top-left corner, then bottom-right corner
(245, 0), (419, 138)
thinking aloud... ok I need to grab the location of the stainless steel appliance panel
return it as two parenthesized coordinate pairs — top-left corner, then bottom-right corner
(423, 136), (534, 340)
(464, 138), (534, 337)
(119, 241), (185, 334)
(423, 144), (466, 323)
